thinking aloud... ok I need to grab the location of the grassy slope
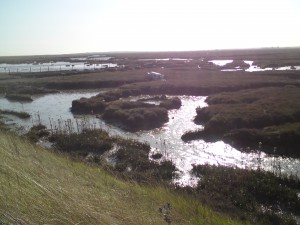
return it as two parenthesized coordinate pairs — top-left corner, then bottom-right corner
(0, 131), (246, 225)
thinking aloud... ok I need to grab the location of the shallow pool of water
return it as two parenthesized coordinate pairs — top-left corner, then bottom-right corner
(209, 60), (233, 66)
(138, 58), (192, 61)
(209, 60), (300, 72)
(1, 92), (299, 186)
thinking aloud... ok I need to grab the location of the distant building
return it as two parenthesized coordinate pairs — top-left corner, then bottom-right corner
(145, 71), (165, 80)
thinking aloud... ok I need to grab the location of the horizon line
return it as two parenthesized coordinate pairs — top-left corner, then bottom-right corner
(1, 46), (300, 58)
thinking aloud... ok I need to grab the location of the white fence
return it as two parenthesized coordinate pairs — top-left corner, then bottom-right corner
(0, 62), (118, 74)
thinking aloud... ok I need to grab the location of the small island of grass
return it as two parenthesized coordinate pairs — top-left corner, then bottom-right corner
(182, 86), (300, 157)
(102, 101), (169, 131)
(0, 109), (30, 119)
(71, 91), (182, 131)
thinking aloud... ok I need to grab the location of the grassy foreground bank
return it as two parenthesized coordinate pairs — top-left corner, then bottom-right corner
(0, 131), (245, 225)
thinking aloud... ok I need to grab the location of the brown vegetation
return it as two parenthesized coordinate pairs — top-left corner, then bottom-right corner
(191, 164), (300, 225)
(185, 87), (300, 156)
(101, 101), (169, 131)
(72, 93), (181, 131)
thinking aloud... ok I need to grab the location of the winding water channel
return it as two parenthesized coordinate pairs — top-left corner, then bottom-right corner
(1, 91), (299, 186)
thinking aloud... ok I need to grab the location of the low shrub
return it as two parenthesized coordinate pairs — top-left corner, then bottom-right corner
(25, 124), (49, 142)
(49, 129), (112, 154)
(159, 97), (182, 109)
(112, 145), (176, 183)
(71, 96), (106, 113)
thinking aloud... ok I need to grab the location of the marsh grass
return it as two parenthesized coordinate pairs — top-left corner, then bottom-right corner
(25, 124), (49, 142)
(223, 123), (300, 156)
(48, 128), (177, 183)
(26, 119), (177, 183)
(111, 144), (176, 183)
(189, 87), (300, 156)
(191, 164), (300, 225)
(72, 94), (181, 131)
(0, 63), (295, 98)
(102, 101), (169, 131)
(49, 129), (112, 155)
(0, 109), (30, 119)
(0, 131), (247, 225)
(5, 93), (33, 102)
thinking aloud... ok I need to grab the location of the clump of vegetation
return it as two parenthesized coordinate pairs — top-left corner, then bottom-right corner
(111, 139), (176, 183)
(10, 86), (58, 95)
(221, 60), (250, 70)
(151, 152), (163, 159)
(49, 129), (112, 155)
(71, 89), (145, 114)
(197, 61), (220, 70)
(223, 123), (300, 156)
(25, 124), (49, 142)
(97, 88), (142, 102)
(102, 101), (168, 131)
(159, 96), (181, 109)
(72, 92), (181, 131)
(0, 120), (9, 131)
(0, 109), (30, 119)
(71, 96), (107, 113)
(137, 95), (181, 109)
(191, 164), (300, 225)
(5, 93), (33, 102)
(46, 127), (176, 183)
(137, 95), (167, 102)
(181, 129), (204, 142)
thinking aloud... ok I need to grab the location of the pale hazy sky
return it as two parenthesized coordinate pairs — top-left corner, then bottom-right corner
(0, 0), (300, 56)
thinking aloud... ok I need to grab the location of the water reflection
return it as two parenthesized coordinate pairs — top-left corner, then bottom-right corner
(138, 58), (192, 61)
(209, 59), (300, 72)
(0, 91), (100, 130)
(209, 60), (233, 66)
(0, 92), (299, 186)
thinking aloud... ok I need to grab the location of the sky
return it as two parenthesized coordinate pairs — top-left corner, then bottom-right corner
(0, 0), (300, 56)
